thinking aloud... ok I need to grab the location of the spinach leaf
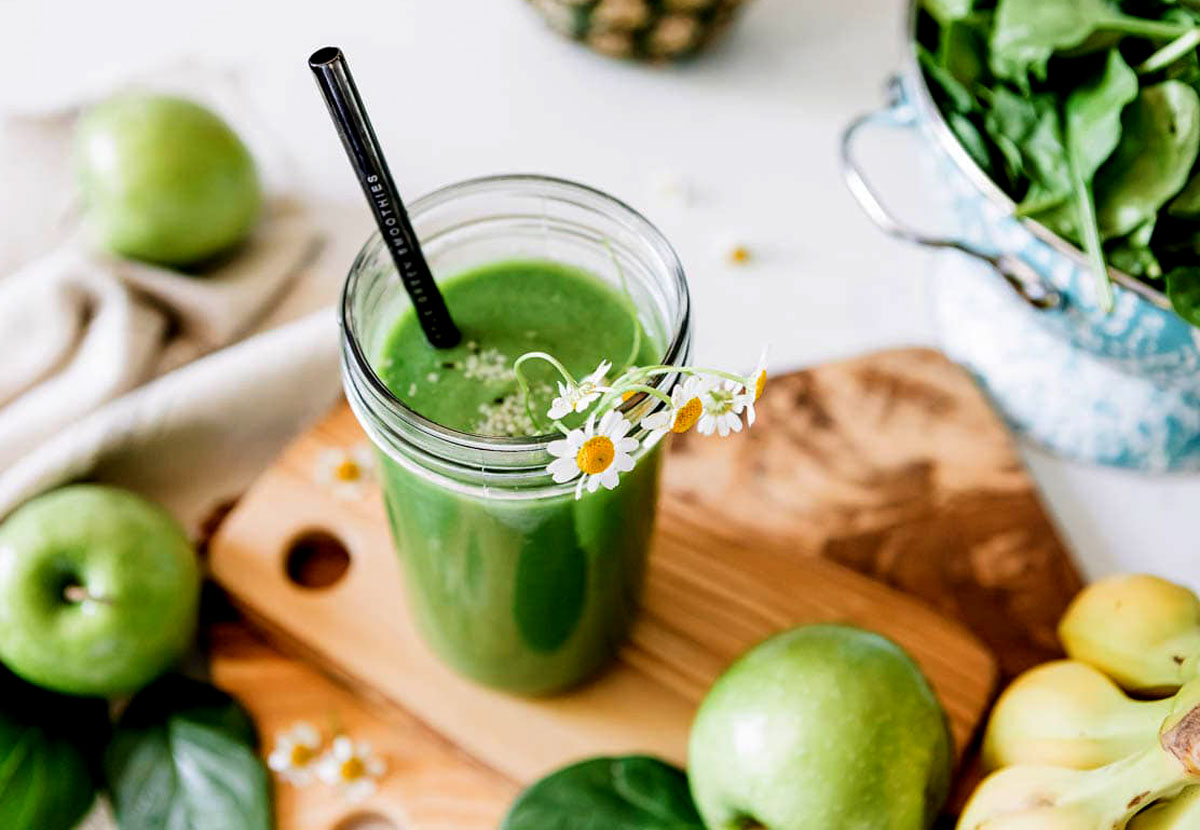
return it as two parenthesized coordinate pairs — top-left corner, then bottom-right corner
(1064, 48), (1140, 308)
(502, 756), (704, 830)
(924, 0), (974, 25)
(0, 670), (106, 830)
(919, 44), (977, 113)
(990, 0), (1191, 83)
(1094, 81), (1200, 236)
(1168, 161), (1200, 217)
(1108, 220), (1162, 277)
(104, 675), (271, 830)
(1066, 49), (1139, 178)
(939, 18), (988, 88)
(984, 88), (1072, 203)
(1166, 266), (1200, 324)
(949, 112), (999, 174)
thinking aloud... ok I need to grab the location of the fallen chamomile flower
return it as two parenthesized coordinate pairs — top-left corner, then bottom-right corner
(547, 410), (639, 499)
(548, 360), (612, 420)
(640, 374), (707, 440)
(315, 444), (375, 501)
(317, 735), (387, 803)
(267, 722), (323, 786)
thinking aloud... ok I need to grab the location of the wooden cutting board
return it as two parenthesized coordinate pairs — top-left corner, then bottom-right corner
(210, 624), (517, 830)
(208, 348), (1080, 827)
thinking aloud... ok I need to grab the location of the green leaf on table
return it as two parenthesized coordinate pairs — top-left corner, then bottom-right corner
(502, 756), (704, 830)
(1166, 266), (1200, 325)
(990, 0), (1192, 84)
(1094, 81), (1200, 237)
(0, 669), (107, 830)
(104, 674), (271, 830)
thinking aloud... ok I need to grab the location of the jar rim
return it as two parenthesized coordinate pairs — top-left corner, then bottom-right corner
(339, 173), (692, 457)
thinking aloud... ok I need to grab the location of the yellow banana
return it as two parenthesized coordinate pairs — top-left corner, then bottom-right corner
(1128, 787), (1200, 830)
(957, 679), (1200, 830)
(983, 661), (1173, 770)
(1059, 575), (1200, 695)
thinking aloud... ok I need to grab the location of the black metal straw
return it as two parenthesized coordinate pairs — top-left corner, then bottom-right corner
(309, 46), (461, 348)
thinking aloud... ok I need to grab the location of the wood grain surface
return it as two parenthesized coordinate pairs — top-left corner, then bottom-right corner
(662, 348), (1082, 679)
(206, 347), (1083, 827)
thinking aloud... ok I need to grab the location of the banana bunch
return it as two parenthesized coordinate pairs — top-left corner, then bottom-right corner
(959, 575), (1200, 830)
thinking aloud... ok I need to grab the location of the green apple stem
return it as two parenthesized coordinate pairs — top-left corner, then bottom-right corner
(63, 584), (112, 605)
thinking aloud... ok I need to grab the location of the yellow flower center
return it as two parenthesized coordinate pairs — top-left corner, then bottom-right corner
(621, 390), (637, 403)
(754, 370), (766, 401)
(340, 756), (366, 781)
(671, 397), (702, 433)
(576, 436), (616, 475)
(729, 245), (751, 264)
(289, 744), (315, 767)
(334, 459), (361, 482)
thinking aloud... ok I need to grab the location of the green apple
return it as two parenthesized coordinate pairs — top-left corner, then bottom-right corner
(76, 93), (261, 267)
(0, 485), (201, 697)
(688, 624), (953, 830)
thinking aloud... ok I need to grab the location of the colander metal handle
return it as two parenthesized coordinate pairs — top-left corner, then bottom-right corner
(840, 79), (1062, 311)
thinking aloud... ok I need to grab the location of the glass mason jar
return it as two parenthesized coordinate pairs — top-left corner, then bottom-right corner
(340, 175), (692, 695)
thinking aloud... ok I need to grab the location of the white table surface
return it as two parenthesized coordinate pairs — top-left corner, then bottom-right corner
(7, 0), (1197, 587)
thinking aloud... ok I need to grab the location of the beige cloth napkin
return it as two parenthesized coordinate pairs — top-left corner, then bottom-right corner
(0, 63), (357, 830)
(0, 64), (344, 527)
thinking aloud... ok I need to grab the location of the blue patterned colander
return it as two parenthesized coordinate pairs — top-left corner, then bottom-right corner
(841, 8), (1200, 471)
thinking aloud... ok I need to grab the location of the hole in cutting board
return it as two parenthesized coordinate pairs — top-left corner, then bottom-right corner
(334, 812), (400, 830)
(285, 529), (351, 590)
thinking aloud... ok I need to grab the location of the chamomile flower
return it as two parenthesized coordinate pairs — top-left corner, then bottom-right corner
(315, 444), (375, 501)
(316, 736), (387, 804)
(547, 360), (612, 420)
(640, 374), (707, 440)
(697, 379), (747, 437)
(267, 722), (323, 786)
(547, 410), (639, 499)
(743, 346), (769, 427)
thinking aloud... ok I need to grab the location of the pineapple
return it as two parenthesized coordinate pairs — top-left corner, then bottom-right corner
(527, 0), (751, 62)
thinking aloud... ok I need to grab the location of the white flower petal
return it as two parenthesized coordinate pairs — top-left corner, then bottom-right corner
(599, 468), (621, 489)
(586, 475), (603, 493)
(641, 412), (671, 431)
(345, 778), (377, 803)
(616, 437), (639, 454)
(294, 723), (320, 744)
(597, 409), (621, 435)
(586, 360), (612, 384)
(547, 438), (572, 457)
(613, 453), (635, 473)
(548, 456), (581, 483)
(331, 736), (354, 760)
(609, 415), (633, 440)
(575, 477), (586, 500)
(548, 400), (572, 420)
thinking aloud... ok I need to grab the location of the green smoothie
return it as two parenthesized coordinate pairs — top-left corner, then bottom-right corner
(376, 259), (663, 694)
